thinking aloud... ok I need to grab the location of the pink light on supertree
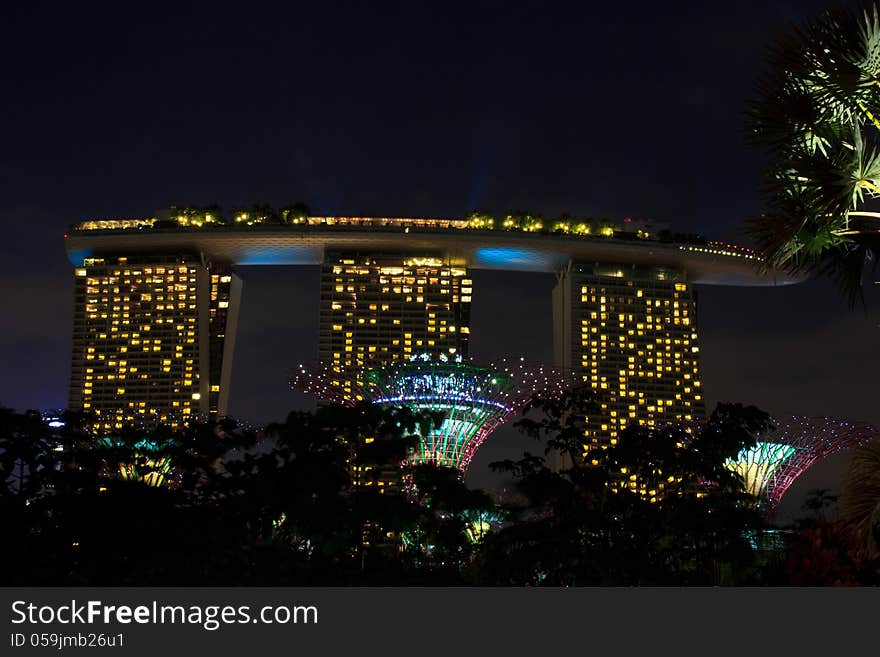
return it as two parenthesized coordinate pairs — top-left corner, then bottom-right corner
(290, 353), (578, 472)
(728, 416), (879, 512)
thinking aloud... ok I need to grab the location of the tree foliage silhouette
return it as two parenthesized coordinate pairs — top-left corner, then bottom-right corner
(748, 3), (880, 304)
(474, 390), (772, 585)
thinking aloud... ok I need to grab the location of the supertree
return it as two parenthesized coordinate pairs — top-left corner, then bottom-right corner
(96, 435), (177, 488)
(726, 416), (879, 512)
(291, 353), (577, 472)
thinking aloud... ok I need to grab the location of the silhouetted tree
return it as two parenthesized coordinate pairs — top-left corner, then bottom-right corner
(776, 489), (877, 586)
(474, 390), (771, 585)
(747, 3), (880, 304)
(279, 203), (312, 223)
(840, 439), (880, 560)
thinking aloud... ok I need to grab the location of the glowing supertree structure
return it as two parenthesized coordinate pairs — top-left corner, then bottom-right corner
(97, 436), (176, 487)
(117, 454), (173, 487)
(726, 416), (878, 511)
(292, 353), (577, 472)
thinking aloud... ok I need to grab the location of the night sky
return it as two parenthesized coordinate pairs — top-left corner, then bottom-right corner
(1, 1), (875, 518)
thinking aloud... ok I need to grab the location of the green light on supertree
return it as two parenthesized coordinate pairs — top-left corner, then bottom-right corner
(292, 353), (576, 472)
(726, 442), (797, 499)
(725, 417), (878, 511)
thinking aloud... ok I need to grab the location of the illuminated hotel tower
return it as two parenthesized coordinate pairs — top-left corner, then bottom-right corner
(553, 262), (704, 449)
(318, 252), (472, 398)
(68, 254), (241, 429)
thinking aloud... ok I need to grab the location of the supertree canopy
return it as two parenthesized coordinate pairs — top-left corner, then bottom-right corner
(292, 353), (576, 471)
(726, 416), (878, 511)
(96, 436), (175, 487)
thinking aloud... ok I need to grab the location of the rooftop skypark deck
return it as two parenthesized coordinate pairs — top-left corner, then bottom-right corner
(65, 213), (796, 286)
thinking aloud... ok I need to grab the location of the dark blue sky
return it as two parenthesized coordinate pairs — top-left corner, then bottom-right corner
(1, 1), (874, 514)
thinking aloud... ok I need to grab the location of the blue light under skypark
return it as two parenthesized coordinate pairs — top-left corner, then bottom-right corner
(234, 245), (321, 265)
(474, 246), (560, 270)
(66, 247), (93, 266)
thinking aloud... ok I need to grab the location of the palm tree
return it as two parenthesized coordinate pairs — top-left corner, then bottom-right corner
(748, 3), (880, 304)
(840, 438), (880, 559)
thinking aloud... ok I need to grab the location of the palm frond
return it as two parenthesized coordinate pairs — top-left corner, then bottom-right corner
(817, 241), (871, 307)
(840, 438), (880, 558)
(747, 5), (880, 303)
